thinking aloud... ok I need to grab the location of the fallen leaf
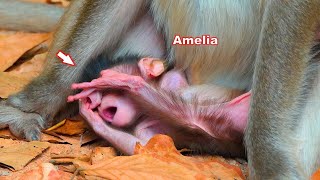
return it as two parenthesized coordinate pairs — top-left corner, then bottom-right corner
(0, 128), (16, 140)
(134, 134), (180, 155)
(0, 138), (22, 147)
(0, 52), (48, 98)
(135, 135), (244, 179)
(80, 131), (99, 146)
(0, 72), (35, 98)
(56, 164), (77, 174)
(41, 131), (80, 145)
(0, 141), (50, 171)
(42, 130), (64, 140)
(19, 163), (72, 180)
(0, 169), (10, 177)
(46, 120), (67, 131)
(91, 147), (117, 165)
(6, 53), (47, 75)
(46, 119), (87, 136)
(22, 0), (48, 3)
(0, 32), (50, 71)
(0, 132), (94, 179)
(73, 135), (244, 180)
(47, 0), (70, 7)
(312, 168), (320, 180)
(18, 40), (50, 60)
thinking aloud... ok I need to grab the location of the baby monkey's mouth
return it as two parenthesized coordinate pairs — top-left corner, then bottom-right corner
(102, 107), (117, 122)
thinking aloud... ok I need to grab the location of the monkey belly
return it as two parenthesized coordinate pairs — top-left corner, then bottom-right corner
(151, 1), (262, 90)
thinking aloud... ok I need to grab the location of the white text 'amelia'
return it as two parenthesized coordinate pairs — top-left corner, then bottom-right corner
(172, 35), (218, 45)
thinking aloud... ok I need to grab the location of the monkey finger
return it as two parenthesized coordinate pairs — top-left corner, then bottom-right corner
(79, 100), (106, 129)
(79, 99), (94, 118)
(100, 69), (120, 77)
(100, 69), (144, 82)
(71, 82), (96, 89)
(100, 71), (146, 89)
(78, 75), (145, 92)
(87, 91), (102, 109)
(70, 78), (114, 89)
(67, 88), (96, 102)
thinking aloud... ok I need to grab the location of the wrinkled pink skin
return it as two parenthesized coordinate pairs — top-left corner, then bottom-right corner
(68, 65), (250, 155)
(223, 92), (250, 134)
(68, 68), (192, 129)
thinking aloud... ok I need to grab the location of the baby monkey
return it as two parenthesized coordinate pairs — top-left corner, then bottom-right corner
(68, 58), (250, 156)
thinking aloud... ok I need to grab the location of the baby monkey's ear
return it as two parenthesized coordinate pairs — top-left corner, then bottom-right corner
(138, 58), (165, 80)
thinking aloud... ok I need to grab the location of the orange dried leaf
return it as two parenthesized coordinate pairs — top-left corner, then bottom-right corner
(0, 33), (50, 71)
(0, 141), (50, 171)
(312, 168), (320, 180)
(22, 0), (48, 3)
(46, 120), (66, 131)
(47, 0), (70, 7)
(134, 134), (180, 155)
(0, 128), (15, 139)
(0, 52), (48, 98)
(74, 135), (244, 180)
(19, 163), (72, 180)
(7, 53), (47, 75)
(0, 72), (35, 98)
(74, 155), (202, 180)
(47, 119), (87, 136)
(80, 131), (100, 145)
(91, 147), (117, 165)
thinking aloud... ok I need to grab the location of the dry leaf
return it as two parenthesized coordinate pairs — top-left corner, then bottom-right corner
(41, 131), (81, 145)
(0, 141), (50, 171)
(22, 0), (48, 3)
(134, 134), (180, 155)
(19, 163), (72, 180)
(46, 119), (87, 136)
(73, 135), (244, 180)
(91, 147), (117, 164)
(80, 131), (99, 146)
(0, 72), (34, 98)
(135, 135), (244, 179)
(0, 132), (93, 179)
(47, 0), (70, 7)
(0, 52), (48, 98)
(18, 40), (50, 60)
(0, 128), (16, 140)
(7, 53), (47, 75)
(0, 32), (50, 71)
(312, 168), (320, 180)
(74, 156), (200, 180)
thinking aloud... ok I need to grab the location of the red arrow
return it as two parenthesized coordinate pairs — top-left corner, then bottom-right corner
(56, 50), (76, 66)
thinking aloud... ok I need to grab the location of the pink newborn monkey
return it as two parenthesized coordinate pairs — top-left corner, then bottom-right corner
(68, 58), (250, 157)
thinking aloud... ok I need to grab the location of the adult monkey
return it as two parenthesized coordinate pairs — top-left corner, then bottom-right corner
(247, 1), (320, 179)
(0, 0), (320, 179)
